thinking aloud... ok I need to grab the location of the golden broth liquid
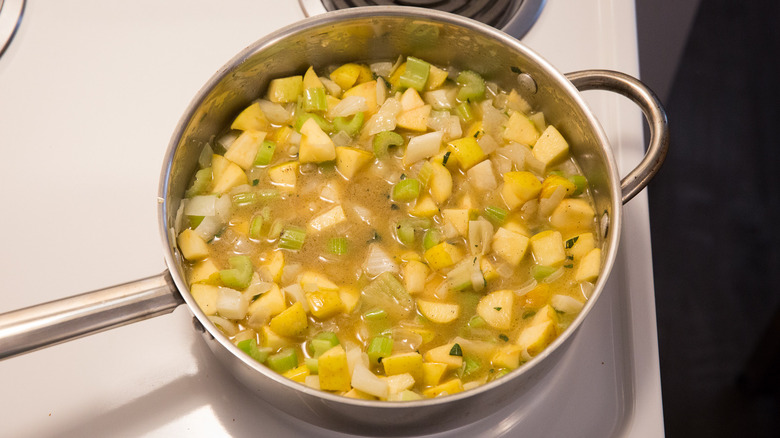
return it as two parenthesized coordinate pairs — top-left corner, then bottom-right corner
(179, 58), (601, 400)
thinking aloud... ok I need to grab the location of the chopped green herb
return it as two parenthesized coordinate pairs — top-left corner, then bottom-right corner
(510, 66), (523, 74)
(442, 151), (451, 166)
(565, 236), (579, 249)
(522, 310), (537, 319)
(252, 179), (260, 186)
(499, 334), (509, 342)
(449, 343), (463, 357)
(564, 264), (574, 269)
(494, 307), (502, 311)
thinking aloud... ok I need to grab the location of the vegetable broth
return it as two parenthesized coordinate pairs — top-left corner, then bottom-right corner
(176, 57), (602, 400)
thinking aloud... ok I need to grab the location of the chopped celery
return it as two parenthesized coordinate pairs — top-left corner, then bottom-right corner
(189, 215), (205, 229)
(294, 112), (333, 133)
(232, 192), (257, 207)
(303, 87), (327, 112)
(367, 336), (393, 364)
(185, 167), (212, 198)
(326, 237), (349, 255)
(569, 174), (587, 196)
(373, 131), (404, 159)
(395, 222), (416, 246)
(392, 178), (421, 202)
(305, 357), (319, 374)
(422, 229), (442, 251)
(219, 255), (253, 290)
(333, 111), (365, 136)
(531, 265), (557, 280)
(254, 140), (276, 166)
(363, 309), (390, 336)
(249, 215), (264, 239)
(447, 261), (473, 291)
(400, 57), (430, 92)
(237, 338), (269, 363)
(256, 188), (280, 201)
(456, 70), (486, 101)
(460, 356), (481, 378)
(310, 332), (340, 357)
(468, 315), (487, 328)
(455, 101), (474, 123)
(279, 226), (307, 251)
(363, 272), (414, 313)
(364, 308), (388, 321)
(267, 348), (298, 373)
(483, 206), (508, 225)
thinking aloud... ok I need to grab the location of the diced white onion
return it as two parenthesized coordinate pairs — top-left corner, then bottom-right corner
(319, 77), (342, 97)
(370, 61), (394, 78)
(193, 215), (224, 241)
(218, 132), (239, 150)
(365, 97), (401, 135)
(499, 142), (530, 166)
(496, 262), (515, 279)
(363, 244), (399, 277)
(304, 375), (321, 390)
(346, 344), (369, 376)
(244, 279), (272, 298)
(580, 281), (596, 299)
(174, 201), (186, 234)
(207, 316), (238, 336)
(543, 266), (565, 283)
(352, 205), (373, 226)
(471, 263), (486, 292)
(539, 185), (567, 217)
(551, 294), (585, 314)
(257, 99), (292, 124)
(351, 364), (389, 399)
(198, 144), (213, 168)
(215, 194), (232, 222)
(376, 77), (387, 106)
(327, 95), (368, 118)
(281, 263), (302, 286)
(403, 131), (443, 165)
(427, 111), (462, 141)
(331, 130), (353, 147)
(467, 159), (497, 192)
(477, 133), (500, 155)
(442, 222), (459, 240)
(288, 130), (302, 146)
(514, 279), (538, 296)
(216, 287), (248, 320)
(391, 327), (423, 352)
(479, 100), (508, 140)
(423, 88), (456, 110)
(283, 283), (309, 312)
(319, 181), (340, 203)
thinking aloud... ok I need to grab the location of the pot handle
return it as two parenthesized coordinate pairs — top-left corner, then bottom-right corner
(0, 271), (184, 360)
(565, 70), (669, 204)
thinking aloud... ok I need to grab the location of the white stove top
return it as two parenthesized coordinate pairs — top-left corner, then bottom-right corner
(0, 1), (663, 436)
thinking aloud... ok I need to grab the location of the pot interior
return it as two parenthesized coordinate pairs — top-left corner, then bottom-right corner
(158, 6), (620, 433)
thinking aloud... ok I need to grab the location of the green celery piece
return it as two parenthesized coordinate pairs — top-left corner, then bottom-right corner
(363, 309), (390, 337)
(249, 215), (264, 240)
(531, 264), (557, 280)
(189, 215), (205, 229)
(303, 87), (327, 112)
(185, 167), (212, 198)
(392, 178), (421, 202)
(305, 357), (319, 374)
(254, 140), (276, 166)
(468, 315), (487, 328)
(367, 336), (394, 364)
(422, 229), (442, 251)
(395, 222), (416, 246)
(219, 255), (254, 290)
(232, 192), (257, 207)
(569, 174), (588, 196)
(373, 131), (404, 159)
(294, 112), (333, 133)
(483, 206), (508, 225)
(456, 70), (486, 101)
(400, 56), (430, 92)
(267, 348), (298, 373)
(333, 111), (365, 136)
(237, 339), (269, 363)
(310, 331), (340, 357)
(447, 262), (473, 291)
(326, 237), (349, 255)
(279, 226), (307, 251)
(365, 272), (413, 311)
(455, 101), (474, 123)
(364, 308), (388, 320)
(460, 356), (481, 378)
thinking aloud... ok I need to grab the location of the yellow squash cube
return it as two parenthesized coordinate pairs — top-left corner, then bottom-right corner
(231, 102), (270, 132)
(225, 130), (266, 170)
(423, 343), (463, 370)
(539, 174), (576, 199)
(268, 161), (299, 189)
(282, 364), (310, 383)
(566, 232), (596, 260)
(382, 352), (423, 382)
(409, 195), (439, 217)
(267, 75), (303, 103)
(476, 290), (515, 330)
(532, 125), (569, 168)
(299, 118), (336, 163)
(423, 378), (464, 398)
(447, 137), (485, 170)
(429, 162), (453, 204)
(306, 290), (344, 320)
(422, 362), (449, 386)
(503, 111), (540, 145)
(403, 260), (430, 294)
(177, 229), (209, 261)
(530, 230), (566, 266)
(190, 284), (219, 315)
(491, 227), (530, 266)
(211, 161), (247, 194)
(188, 259), (220, 284)
(575, 248), (601, 282)
(502, 171), (542, 208)
(318, 345), (352, 392)
(516, 320), (556, 357)
(424, 242), (464, 271)
(549, 199), (596, 232)
(425, 65), (449, 91)
(269, 302), (308, 338)
(335, 146), (373, 179)
(492, 345), (523, 369)
(329, 63), (362, 90)
(396, 104), (432, 131)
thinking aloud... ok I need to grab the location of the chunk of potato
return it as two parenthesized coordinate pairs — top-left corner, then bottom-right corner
(422, 378), (464, 398)
(299, 118), (336, 163)
(575, 248), (601, 282)
(423, 343), (463, 370)
(422, 362), (449, 386)
(491, 227), (530, 266)
(396, 104), (431, 131)
(225, 130), (266, 170)
(335, 146), (373, 179)
(516, 321), (556, 357)
(550, 199), (596, 232)
(190, 284), (219, 315)
(178, 229), (209, 261)
(532, 125), (569, 168)
(530, 230), (566, 266)
(503, 111), (540, 145)
(267, 75), (303, 103)
(231, 102), (270, 132)
(382, 352), (423, 382)
(476, 290), (514, 330)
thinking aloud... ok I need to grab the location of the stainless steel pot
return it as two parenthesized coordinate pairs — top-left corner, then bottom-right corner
(0, 7), (668, 435)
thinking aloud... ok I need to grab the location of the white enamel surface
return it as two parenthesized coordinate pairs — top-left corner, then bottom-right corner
(0, 1), (663, 437)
